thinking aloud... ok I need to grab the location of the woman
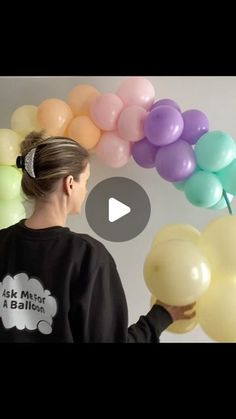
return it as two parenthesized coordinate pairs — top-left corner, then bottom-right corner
(0, 131), (195, 342)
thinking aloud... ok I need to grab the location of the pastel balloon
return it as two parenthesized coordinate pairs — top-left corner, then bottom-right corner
(90, 93), (124, 131)
(144, 240), (211, 306)
(181, 109), (209, 145)
(67, 116), (101, 150)
(132, 137), (158, 168)
(151, 224), (201, 248)
(144, 105), (184, 146)
(173, 181), (186, 191)
(217, 159), (236, 195)
(37, 98), (73, 136)
(0, 199), (26, 229)
(199, 215), (236, 277)
(151, 98), (181, 112)
(198, 278), (236, 342)
(0, 129), (21, 165)
(210, 192), (233, 210)
(117, 105), (147, 142)
(184, 171), (223, 208)
(195, 130), (236, 172)
(0, 166), (22, 200)
(155, 140), (196, 182)
(11, 105), (40, 137)
(116, 77), (155, 110)
(96, 132), (131, 168)
(68, 84), (100, 116)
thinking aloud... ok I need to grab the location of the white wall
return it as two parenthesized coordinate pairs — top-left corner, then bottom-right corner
(1, 76), (236, 342)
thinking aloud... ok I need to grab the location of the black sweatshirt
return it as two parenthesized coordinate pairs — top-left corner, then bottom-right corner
(0, 219), (173, 342)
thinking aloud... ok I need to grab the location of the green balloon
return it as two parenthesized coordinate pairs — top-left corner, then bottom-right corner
(0, 166), (22, 200)
(173, 167), (202, 191)
(217, 159), (236, 195)
(0, 199), (26, 229)
(210, 192), (233, 210)
(184, 171), (223, 207)
(195, 131), (236, 172)
(173, 181), (186, 191)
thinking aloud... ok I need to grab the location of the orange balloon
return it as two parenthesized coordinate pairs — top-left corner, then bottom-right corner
(68, 85), (100, 116)
(67, 116), (101, 150)
(37, 98), (73, 136)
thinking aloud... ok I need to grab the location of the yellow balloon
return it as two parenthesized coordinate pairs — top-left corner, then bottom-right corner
(11, 105), (40, 137)
(198, 277), (236, 342)
(199, 215), (236, 277)
(0, 129), (21, 165)
(144, 239), (211, 306)
(152, 224), (201, 249)
(150, 295), (198, 334)
(167, 317), (198, 334)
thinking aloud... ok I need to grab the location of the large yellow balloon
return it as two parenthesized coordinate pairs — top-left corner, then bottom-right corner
(151, 224), (201, 249)
(198, 277), (236, 342)
(68, 85), (100, 116)
(0, 129), (21, 165)
(37, 98), (73, 136)
(11, 105), (40, 137)
(0, 199), (26, 229)
(67, 116), (101, 150)
(150, 295), (198, 334)
(144, 239), (211, 306)
(199, 215), (236, 277)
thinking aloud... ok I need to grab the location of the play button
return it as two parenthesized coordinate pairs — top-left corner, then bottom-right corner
(108, 198), (131, 223)
(85, 177), (151, 242)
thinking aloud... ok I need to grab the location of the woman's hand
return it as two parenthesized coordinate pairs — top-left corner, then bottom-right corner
(155, 300), (196, 322)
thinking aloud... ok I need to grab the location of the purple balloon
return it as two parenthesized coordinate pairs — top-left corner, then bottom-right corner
(144, 105), (184, 146)
(181, 109), (209, 145)
(155, 139), (197, 182)
(132, 137), (158, 168)
(151, 98), (181, 112)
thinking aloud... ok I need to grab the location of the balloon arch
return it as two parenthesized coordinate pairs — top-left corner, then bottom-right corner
(1, 77), (236, 342)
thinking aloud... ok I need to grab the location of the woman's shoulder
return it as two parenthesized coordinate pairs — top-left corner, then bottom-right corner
(69, 231), (113, 264)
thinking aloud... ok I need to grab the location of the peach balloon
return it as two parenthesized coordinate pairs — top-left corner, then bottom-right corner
(68, 84), (100, 116)
(67, 116), (101, 150)
(37, 98), (73, 136)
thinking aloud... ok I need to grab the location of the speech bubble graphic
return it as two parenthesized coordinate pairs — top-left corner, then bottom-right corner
(0, 273), (57, 335)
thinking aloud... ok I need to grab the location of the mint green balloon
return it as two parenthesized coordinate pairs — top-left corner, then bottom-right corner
(0, 166), (22, 200)
(173, 181), (186, 191)
(195, 131), (236, 172)
(0, 199), (26, 229)
(217, 159), (236, 195)
(173, 167), (202, 191)
(184, 171), (223, 207)
(210, 192), (233, 210)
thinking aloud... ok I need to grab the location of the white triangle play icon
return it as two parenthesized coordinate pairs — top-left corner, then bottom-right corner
(108, 197), (131, 223)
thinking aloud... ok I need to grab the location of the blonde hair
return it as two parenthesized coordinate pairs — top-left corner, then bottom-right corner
(20, 131), (89, 201)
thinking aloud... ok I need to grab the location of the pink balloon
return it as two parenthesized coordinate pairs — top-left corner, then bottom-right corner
(116, 77), (155, 110)
(96, 132), (131, 168)
(117, 105), (148, 142)
(90, 93), (124, 131)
